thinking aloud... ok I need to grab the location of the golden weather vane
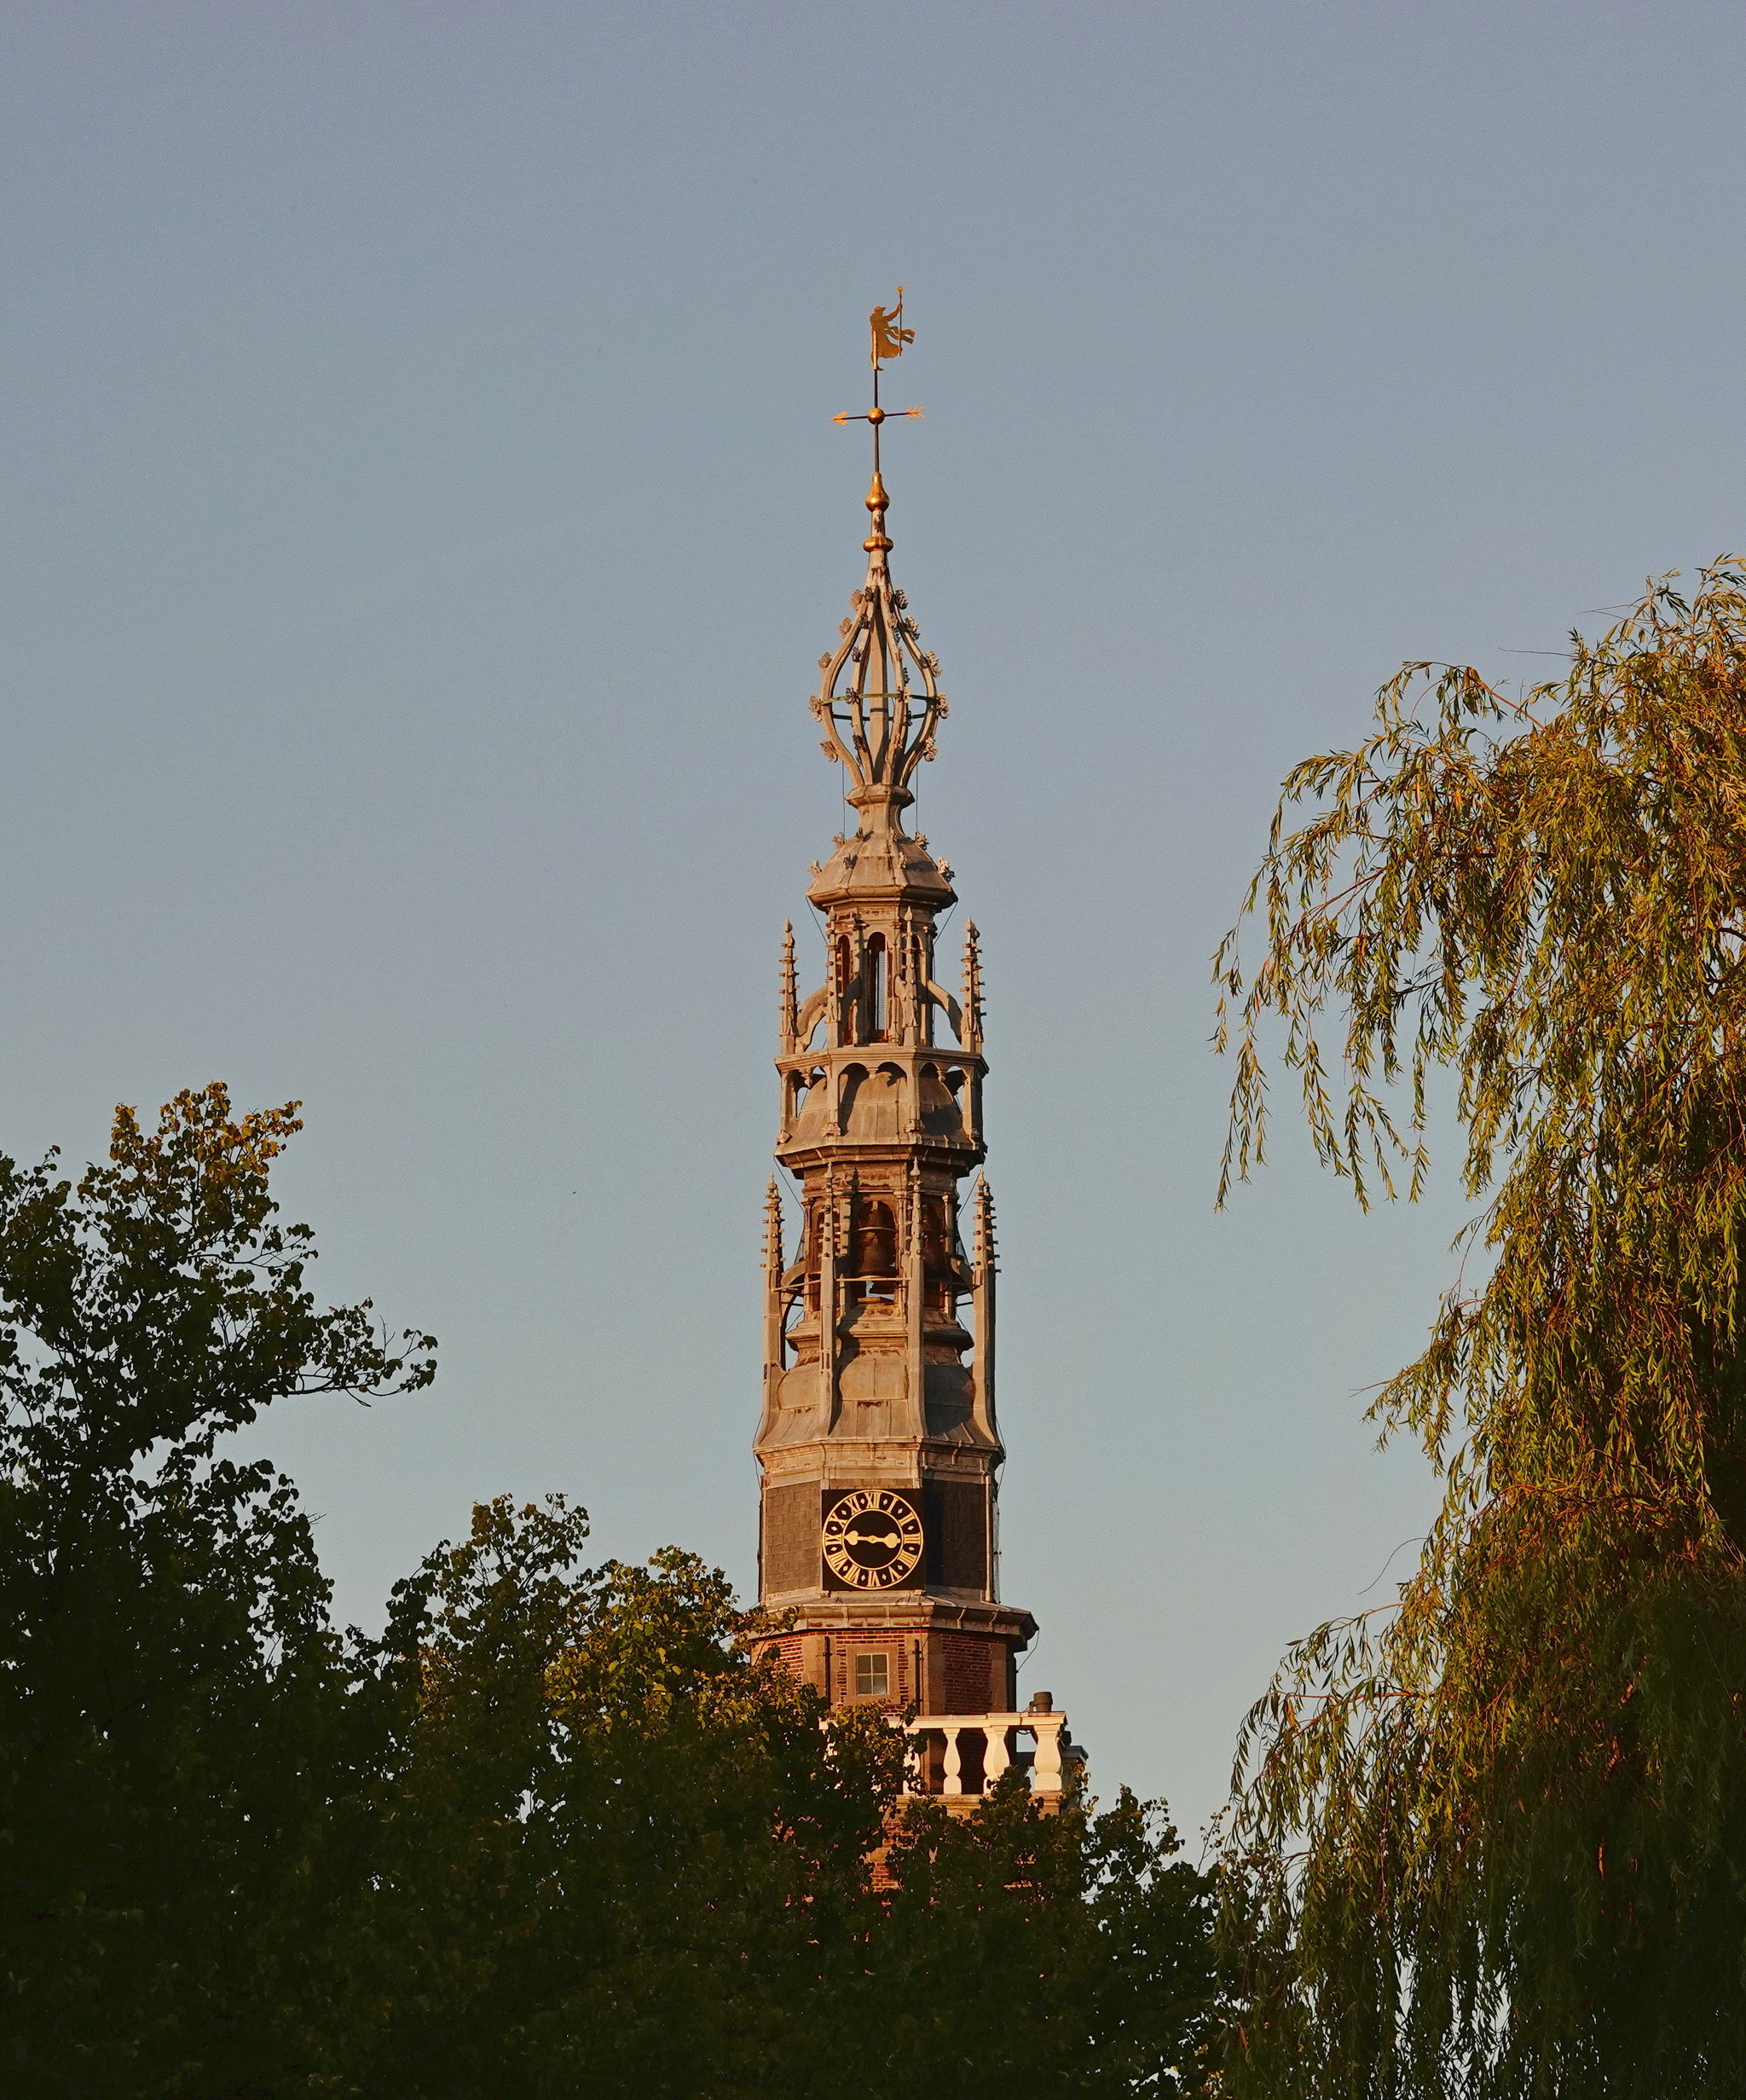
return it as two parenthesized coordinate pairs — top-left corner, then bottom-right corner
(831, 286), (922, 490)
(869, 291), (915, 367)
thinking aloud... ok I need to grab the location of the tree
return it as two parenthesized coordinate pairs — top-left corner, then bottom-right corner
(0, 1085), (435, 2095)
(329, 1495), (1217, 2100)
(0, 1086), (1216, 2093)
(320, 1493), (908, 2100)
(1214, 561), (1746, 2096)
(877, 1777), (1217, 2097)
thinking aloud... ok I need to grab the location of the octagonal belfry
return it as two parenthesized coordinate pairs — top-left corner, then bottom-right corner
(753, 311), (1076, 1802)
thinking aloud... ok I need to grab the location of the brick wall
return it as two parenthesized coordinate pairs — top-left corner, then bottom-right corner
(937, 1629), (1003, 1712)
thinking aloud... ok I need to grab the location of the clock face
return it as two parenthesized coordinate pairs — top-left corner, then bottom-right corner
(821, 1488), (923, 1591)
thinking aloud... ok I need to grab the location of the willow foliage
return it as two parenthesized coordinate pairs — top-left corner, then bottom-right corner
(1215, 562), (1746, 2097)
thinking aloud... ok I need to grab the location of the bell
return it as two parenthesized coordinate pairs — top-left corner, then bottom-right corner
(852, 1198), (898, 1277)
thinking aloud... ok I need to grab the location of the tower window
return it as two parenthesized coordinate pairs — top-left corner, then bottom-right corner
(866, 934), (887, 1041)
(855, 1652), (891, 1698)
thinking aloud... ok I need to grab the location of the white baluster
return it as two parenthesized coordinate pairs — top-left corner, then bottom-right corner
(904, 1727), (927, 1796)
(942, 1726), (964, 1796)
(983, 1724), (1010, 1785)
(1031, 1714), (1063, 1795)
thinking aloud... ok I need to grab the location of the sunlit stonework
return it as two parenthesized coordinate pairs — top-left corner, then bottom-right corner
(754, 301), (1078, 1806)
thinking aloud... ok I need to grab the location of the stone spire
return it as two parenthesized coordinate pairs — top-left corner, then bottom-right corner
(806, 298), (954, 917)
(754, 298), (1044, 1765)
(778, 923), (799, 1054)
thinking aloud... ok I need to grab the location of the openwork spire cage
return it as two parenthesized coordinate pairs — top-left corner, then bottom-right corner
(811, 475), (947, 811)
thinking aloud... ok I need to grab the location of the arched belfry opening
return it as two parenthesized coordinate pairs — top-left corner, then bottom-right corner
(864, 933), (887, 1042)
(851, 1195), (898, 1301)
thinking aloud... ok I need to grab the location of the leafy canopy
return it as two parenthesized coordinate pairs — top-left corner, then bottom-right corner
(0, 1084), (435, 2091)
(1215, 562), (1746, 2097)
(328, 1492), (1217, 2100)
(0, 1086), (1216, 2098)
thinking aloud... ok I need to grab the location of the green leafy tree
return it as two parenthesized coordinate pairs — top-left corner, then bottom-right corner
(327, 1495), (1216, 2100)
(0, 1087), (1215, 2095)
(876, 1778), (1217, 2096)
(322, 1494), (909, 2099)
(1215, 562), (1746, 2096)
(0, 1085), (435, 2094)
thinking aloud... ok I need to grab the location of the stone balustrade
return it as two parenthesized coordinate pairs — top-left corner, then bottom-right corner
(903, 1708), (1077, 1803)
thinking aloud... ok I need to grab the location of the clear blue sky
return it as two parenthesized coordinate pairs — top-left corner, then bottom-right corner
(3, 1), (1743, 1834)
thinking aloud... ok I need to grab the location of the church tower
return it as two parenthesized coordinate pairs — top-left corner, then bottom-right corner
(755, 300), (1071, 1798)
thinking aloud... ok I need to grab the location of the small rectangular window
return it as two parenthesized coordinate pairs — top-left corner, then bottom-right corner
(855, 1652), (891, 1697)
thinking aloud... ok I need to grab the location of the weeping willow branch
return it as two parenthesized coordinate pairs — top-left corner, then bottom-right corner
(1216, 561), (1746, 2100)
